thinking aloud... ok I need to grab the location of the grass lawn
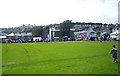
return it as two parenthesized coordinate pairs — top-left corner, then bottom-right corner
(2, 41), (118, 74)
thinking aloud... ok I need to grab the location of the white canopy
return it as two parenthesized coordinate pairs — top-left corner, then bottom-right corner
(7, 33), (14, 36)
(0, 36), (7, 39)
(110, 30), (119, 39)
(7, 32), (32, 36)
(74, 31), (87, 35)
(110, 30), (118, 35)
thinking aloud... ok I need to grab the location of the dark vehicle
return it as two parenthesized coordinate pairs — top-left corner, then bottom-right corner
(90, 37), (96, 41)
(62, 36), (68, 41)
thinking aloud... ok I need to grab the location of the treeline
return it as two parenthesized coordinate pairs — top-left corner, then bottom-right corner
(1, 20), (115, 38)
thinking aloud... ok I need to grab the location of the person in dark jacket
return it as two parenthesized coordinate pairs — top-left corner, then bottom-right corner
(110, 45), (118, 63)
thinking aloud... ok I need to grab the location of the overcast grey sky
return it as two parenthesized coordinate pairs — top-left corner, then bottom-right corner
(0, 0), (119, 28)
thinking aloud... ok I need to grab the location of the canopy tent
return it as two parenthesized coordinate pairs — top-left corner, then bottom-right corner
(7, 33), (14, 36)
(74, 31), (87, 35)
(110, 30), (119, 40)
(0, 36), (7, 39)
(110, 30), (118, 35)
(100, 32), (108, 36)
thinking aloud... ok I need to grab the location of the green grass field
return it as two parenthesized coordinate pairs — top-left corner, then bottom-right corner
(2, 41), (118, 74)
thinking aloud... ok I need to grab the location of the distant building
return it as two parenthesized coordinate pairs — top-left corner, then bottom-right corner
(49, 24), (60, 41)
(48, 23), (101, 41)
(103, 27), (111, 34)
(6, 32), (32, 42)
(86, 27), (96, 37)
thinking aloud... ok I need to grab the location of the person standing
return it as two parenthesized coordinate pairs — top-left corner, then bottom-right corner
(110, 45), (118, 63)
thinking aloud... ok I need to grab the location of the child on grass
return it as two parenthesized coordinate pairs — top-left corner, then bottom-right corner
(110, 45), (118, 63)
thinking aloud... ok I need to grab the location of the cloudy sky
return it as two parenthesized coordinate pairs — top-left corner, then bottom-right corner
(0, 0), (119, 28)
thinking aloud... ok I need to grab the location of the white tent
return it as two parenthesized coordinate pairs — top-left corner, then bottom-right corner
(7, 33), (14, 36)
(110, 30), (118, 36)
(110, 30), (119, 40)
(74, 31), (87, 35)
(0, 36), (7, 39)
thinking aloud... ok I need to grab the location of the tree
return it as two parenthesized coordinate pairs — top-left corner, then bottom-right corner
(59, 20), (74, 38)
(43, 25), (49, 34)
(32, 26), (43, 37)
(96, 31), (101, 35)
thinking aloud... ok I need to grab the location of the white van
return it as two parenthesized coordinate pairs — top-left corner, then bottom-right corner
(33, 37), (42, 42)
